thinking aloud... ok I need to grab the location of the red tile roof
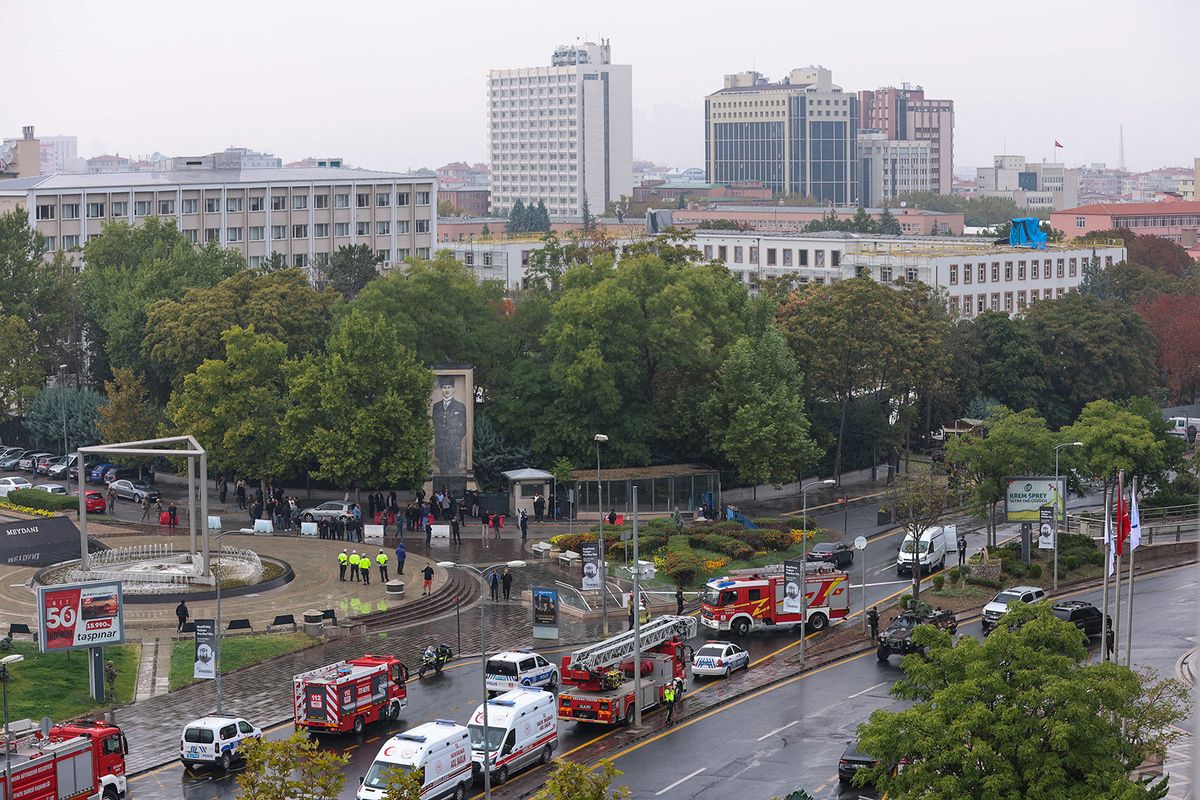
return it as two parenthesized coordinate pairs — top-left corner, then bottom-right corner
(1054, 200), (1200, 217)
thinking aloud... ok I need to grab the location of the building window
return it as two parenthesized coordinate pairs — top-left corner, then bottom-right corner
(226, 227), (243, 242)
(1057, 259), (1065, 278)
(183, 230), (198, 244)
(397, 248), (410, 260)
(416, 191), (431, 205)
(249, 196), (265, 212)
(949, 264), (958, 285)
(181, 199), (196, 214)
(906, 267), (918, 282)
(377, 193), (391, 207)
(335, 222), (350, 237)
(977, 264), (985, 283)
(205, 198), (220, 213)
(1056, 287), (1065, 298)
(376, 221), (390, 235)
(44, 236), (56, 250)
(880, 266), (893, 282)
(831, 251), (841, 267)
(205, 228), (220, 243)
(949, 296), (960, 316)
(293, 254), (308, 267)
(356, 221), (370, 236)
(397, 220), (410, 234)
(225, 197), (242, 213)
(1018, 290), (1027, 309)
(356, 193), (371, 208)
(415, 219), (429, 233)
(1004, 292), (1013, 311)
(249, 226), (264, 241)
(1069, 258), (1077, 277)
(1105, 255), (1113, 267)
(293, 195), (308, 211)
(991, 263), (1000, 282)
(376, 249), (390, 262)
(718, 245), (727, 260)
(62, 203), (80, 219)
(766, 248), (776, 266)
(62, 234), (80, 249)
(35, 204), (55, 220)
(271, 225), (286, 239)
(990, 293), (1000, 309)
(782, 249), (792, 267)
(1004, 261), (1013, 281)
(1075, 216), (1086, 228)
(292, 224), (308, 239)
(314, 223), (329, 238)
(397, 192), (410, 206)
(134, 201), (151, 217)
(1018, 262), (1026, 280)
(704, 245), (713, 259)
(112, 201), (129, 216)
(272, 195), (287, 211)
(977, 295), (986, 314)
(749, 246), (759, 264)
(314, 194), (329, 209)
(86, 202), (105, 218)
(158, 199), (176, 215)
(1031, 261), (1039, 279)
(815, 250), (825, 268)
(417, 247), (430, 258)
(335, 194), (350, 209)
(733, 246), (743, 264)
(249, 255), (264, 268)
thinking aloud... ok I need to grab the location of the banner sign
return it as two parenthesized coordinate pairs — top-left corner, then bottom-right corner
(37, 580), (125, 653)
(1004, 476), (1067, 523)
(531, 587), (559, 640)
(782, 559), (804, 615)
(193, 619), (216, 680)
(580, 541), (601, 591)
(1038, 505), (1056, 550)
(0, 516), (85, 567)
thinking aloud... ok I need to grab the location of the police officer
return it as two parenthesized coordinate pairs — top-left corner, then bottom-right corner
(1105, 624), (1115, 661)
(348, 550), (360, 582)
(338, 549), (348, 581)
(867, 606), (880, 640)
(361, 550), (371, 585)
(957, 534), (967, 566)
(377, 549), (389, 583)
(675, 586), (685, 616)
(663, 682), (676, 726)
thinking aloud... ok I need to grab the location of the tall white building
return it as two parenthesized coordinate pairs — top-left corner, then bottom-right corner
(857, 132), (933, 207)
(487, 40), (632, 217)
(39, 135), (84, 174)
(976, 155), (1079, 210)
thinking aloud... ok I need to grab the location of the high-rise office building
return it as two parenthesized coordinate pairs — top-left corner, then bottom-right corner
(858, 86), (954, 194)
(704, 67), (858, 204)
(976, 155), (1079, 210)
(857, 132), (933, 207)
(487, 40), (632, 217)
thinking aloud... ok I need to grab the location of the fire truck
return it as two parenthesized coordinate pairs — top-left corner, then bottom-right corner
(700, 565), (850, 636)
(293, 654), (408, 735)
(0, 718), (128, 800)
(557, 615), (697, 726)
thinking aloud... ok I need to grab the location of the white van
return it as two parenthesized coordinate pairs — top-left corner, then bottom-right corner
(1167, 416), (1199, 438)
(358, 719), (472, 800)
(484, 651), (559, 695)
(179, 714), (261, 772)
(469, 689), (557, 785)
(896, 526), (952, 575)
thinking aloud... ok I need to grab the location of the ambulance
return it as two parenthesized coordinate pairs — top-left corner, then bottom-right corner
(358, 719), (472, 800)
(468, 689), (557, 785)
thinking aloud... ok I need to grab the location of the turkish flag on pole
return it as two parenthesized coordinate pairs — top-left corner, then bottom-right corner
(1115, 485), (1130, 557)
(1055, 141), (1064, 148)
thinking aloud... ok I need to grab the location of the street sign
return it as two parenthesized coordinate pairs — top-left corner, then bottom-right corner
(853, 535), (867, 551)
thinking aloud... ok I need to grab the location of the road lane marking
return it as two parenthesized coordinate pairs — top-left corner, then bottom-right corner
(850, 580), (909, 588)
(755, 720), (799, 741)
(846, 682), (887, 699)
(655, 767), (706, 795)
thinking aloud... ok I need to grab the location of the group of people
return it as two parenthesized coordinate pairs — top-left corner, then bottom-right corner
(127, 492), (178, 528)
(487, 567), (515, 601)
(336, 543), (437, 595)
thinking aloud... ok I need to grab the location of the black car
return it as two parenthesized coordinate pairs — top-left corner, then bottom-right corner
(838, 739), (878, 786)
(806, 541), (854, 568)
(1051, 600), (1106, 641)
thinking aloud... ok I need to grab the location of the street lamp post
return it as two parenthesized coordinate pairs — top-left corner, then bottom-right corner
(211, 529), (241, 714)
(437, 560), (526, 800)
(1053, 442), (1083, 592)
(58, 364), (68, 495)
(799, 479), (835, 665)
(594, 434), (609, 637)
(2, 654), (24, 800)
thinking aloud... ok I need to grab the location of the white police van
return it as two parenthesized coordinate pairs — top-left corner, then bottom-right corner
(179, 713), (262, 772)
(484, 651), (558, 695)
(691, 641), (750, 678)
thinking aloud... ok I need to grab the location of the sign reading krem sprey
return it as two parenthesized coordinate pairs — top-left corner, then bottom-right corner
(1004, 476), (1067, 523)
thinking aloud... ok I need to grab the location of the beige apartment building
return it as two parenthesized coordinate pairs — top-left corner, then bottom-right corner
(0, 166), (436, 270)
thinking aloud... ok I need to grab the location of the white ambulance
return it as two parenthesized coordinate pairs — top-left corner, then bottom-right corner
(468, 688), (558, 785)
(358, 719), (473, 800)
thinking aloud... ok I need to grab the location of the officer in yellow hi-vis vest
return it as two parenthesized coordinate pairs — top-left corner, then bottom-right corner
(376, 549), (389, 582)
(338, 548), (348, 582)
(349, 550), (360, 582)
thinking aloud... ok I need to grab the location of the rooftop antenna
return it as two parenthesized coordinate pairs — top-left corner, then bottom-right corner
(1118, 124), (1126, 171)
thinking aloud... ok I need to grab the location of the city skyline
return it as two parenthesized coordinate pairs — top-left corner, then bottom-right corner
(5, 0), (1197, 176)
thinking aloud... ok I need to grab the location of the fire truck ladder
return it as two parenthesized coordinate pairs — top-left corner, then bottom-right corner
(566, 615), (698, 673)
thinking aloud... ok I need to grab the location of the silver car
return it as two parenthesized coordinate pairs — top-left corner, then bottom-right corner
(300, 501), (352, 522)
(109, 479), (161, 503)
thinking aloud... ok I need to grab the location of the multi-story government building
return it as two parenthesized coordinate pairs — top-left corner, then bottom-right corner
(487, 39), (633, 217)
(0, 165), (436, 271)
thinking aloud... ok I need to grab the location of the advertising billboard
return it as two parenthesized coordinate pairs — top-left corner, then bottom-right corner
(531, 587), (559, 640)
(1004, 476), (1067, 523)
(36, 580), (125, 653)
(782, 559), (804, 615)
(579, 541), (601, 591)
(1038, 505), (1056, 550)
(193, 619), (216, 680)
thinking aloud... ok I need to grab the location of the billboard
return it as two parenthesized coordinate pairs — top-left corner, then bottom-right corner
(37, 580), (125, 652)
(430, 366), (475, 481)
(0, 516), (89, 567)
(1004, 476), (1067, 523)
(782, 560), (804, 615)
(193, 619), (216, 680)
(531, 587), (559, 640)
(579, 541), (601, 591)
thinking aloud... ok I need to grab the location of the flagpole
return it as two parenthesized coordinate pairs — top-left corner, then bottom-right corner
(1113, 470), (1124, 664)
(1125, 477), (1137, 667)
(1101, 479), (1111, 662)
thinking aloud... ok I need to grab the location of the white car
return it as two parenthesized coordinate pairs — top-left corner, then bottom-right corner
(691, 641), (750, 678)
(0, 477), (32, 497)
(180, 714), (262, 772)
(33, 483), (67, 495)
(300, 500), (352, 522)
(484, 650), (559, 694)
(982, 585), (1046, 634)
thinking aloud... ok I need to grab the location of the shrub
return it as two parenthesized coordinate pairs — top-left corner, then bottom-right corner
(945, 567), (960, 583)
(689, 533), (753, 560)
(7, 488), (77, 513)
(661, 550), (708, 588)
(1026, 563), (1042, 579)
(932, 574), (945, 591)
(965, 574), (1002, 590)
(758, 529), (794, 550)
(898, 593), (913, 610)
(1003, 561), (1027, 578)
(750, 517), (792, 531)
(1062, 554), (1080, 571)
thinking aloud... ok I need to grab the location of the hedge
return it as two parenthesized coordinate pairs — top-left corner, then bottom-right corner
(966, 574), (1002, 590)
(7, 488), (79, 513)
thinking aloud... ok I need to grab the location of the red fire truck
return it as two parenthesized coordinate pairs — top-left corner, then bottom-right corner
(293, 654), (408, 735)
(0, 718), (128, 800)
(557, 615), (696, 726)
(700, 565), (850, 636)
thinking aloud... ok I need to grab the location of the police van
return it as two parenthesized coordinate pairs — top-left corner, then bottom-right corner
(179, 714), (262, 772)
(484, 651), (559, 695)
(358, 719), (472, 800)
(468, 689), (557, 785)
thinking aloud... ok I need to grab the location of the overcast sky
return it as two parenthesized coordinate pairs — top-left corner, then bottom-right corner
(6, 0), (1196, 176)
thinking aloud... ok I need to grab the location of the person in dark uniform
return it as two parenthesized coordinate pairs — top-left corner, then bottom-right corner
(676, 587), (685, 616)
(1105, 624), (1115, 660)
(957, 534), (967, 565)
(450, 516), (461, 545)
(176, 600), (189, 632)
(501, 568), (513, 601)
(867, 606), (880, 640)
(338, 549), (348, 581)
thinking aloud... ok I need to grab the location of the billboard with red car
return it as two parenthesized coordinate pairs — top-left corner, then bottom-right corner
(37, 581), (126, 652)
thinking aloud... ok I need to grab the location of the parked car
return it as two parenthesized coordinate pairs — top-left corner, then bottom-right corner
(0, 449), (32, 470)
(18, 452), (52, 472)
(88, 462), (118, 484)
(35, 454), (65, 475)
(982, 585), (1047, 634)
(0, 446), (25, 463)
(49, 454), (89, 480)
(838, 739), (879, 786)
(806, 541), (854, 568)
(76, 489), (107, 513)
(300, 501), (353, 522)
(0, 476), (33, 497)
(104, 465), (147, 483)
(108, 479), (160, 503)
(691, 641), (750, 678)
(33, 483), (68, 495)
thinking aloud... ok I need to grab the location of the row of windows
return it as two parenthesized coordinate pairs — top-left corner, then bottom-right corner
(947, 255), (1113, 286)
(703, 243), (839, 268)
(1114, 215), (1200, 228)
(245, 247), (431, 270)
(951, 286), (1068, 316)
(32, 191), (431, 221)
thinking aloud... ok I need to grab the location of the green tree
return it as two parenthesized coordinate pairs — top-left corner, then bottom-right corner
(318, 243), (382, 300)
(885, 473), (953, 599)
(534, 200), (551, 232)
(534, 759), (630, 800)
(379, 765), (423, 800)
(1062, 399), (1166, 495)
(945, 407), (1054, 546)
(855, 602), (1190, 799)
(581, 197), (595, 233)
(0, 314), (42, 420)
(97, 368), (160, 475)
(235, 731), (348, 800)
(166, 326), (292, 508)
(701, 327), (820, 485)
(283, 310), (432, 491)
(508, 199), (527, 234)
(142, 268), (337, 389)
(1023, 292), (1159, 427)
(23, 386), (104, 452)
(877, 206), (901, 235)
(954, 311), (1049, 416)
(481, 224), (491, 236)
(473, 413), (532, 492)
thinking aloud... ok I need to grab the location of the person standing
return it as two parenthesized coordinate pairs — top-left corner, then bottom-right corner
(154, 498), (163, 525)
(533, 493), (545, 523)
(676, 587), (685, 616)
(348, 551), (360, 582)
(421, 563), (434, 596)
(140, 496), (151, 523)
(338, 549), (348, 581)
(481, 513), (491, 544)
(168, 501), (178, 529)
(663, 682), (676, 726)
(424, 518), (433, 547)
(106, 485), (117, 512)
(867, 607), (880, 640)
(395, 542), (406, 576)
(377, 550), (389, 583)
(218, 476), (228, 504)
(501, 568), (513, 601)
(105, 660), (118, 703)
(628, 596), (636, 631)
(235, 479), (246, 510)
(519, 509), (528, 541)
(491, 513), (503, 540)
(450, 516), (461, 546)
(957, 534), (967, 566)
(489, 570), (500, 602)
(1105, 624), (1115, 661)
(176, 600), (190, 632)
(607, 509), (617, 526)
(360, 551), (371, 585)
(318, 518), (329, 540)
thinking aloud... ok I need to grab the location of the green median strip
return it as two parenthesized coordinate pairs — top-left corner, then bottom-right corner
(167, 632), (320, 691)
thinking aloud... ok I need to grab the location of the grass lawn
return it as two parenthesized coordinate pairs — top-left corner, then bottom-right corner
(1, 641), (140, 720)
(168, 633), (319, 691)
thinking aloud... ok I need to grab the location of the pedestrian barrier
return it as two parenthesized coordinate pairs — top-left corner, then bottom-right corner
(6, 623), (35, 640)
(179, 622), (196, 634)
(267, 614), (297, 633)
(226, 618), (252, 632)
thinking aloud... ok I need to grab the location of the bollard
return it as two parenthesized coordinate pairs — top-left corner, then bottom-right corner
(302, 609), (324, 636)
(385, 580), (405, 599)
